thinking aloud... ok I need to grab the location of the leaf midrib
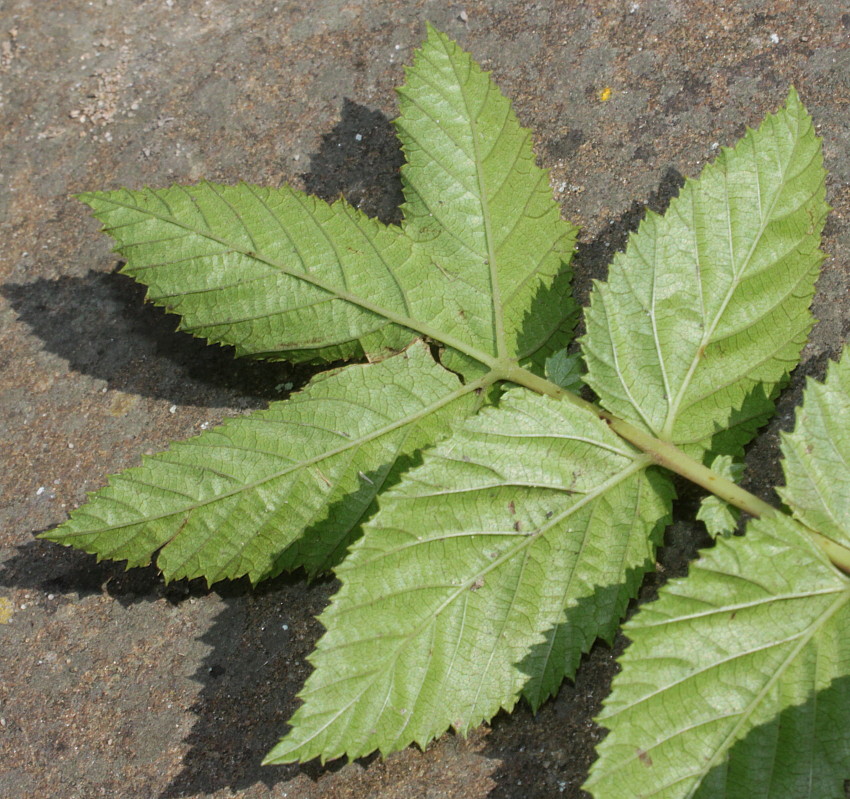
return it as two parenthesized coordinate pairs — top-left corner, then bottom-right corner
(89, 189), (502, 371)
(402, 35), (509, 361)
(59, 376), (488, 538)
(660, 115), (805, 440)
(281, 457), (651, 761)
(443, 38), (507, 360)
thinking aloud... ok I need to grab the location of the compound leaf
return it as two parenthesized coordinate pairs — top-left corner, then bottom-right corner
(585, 513), (850, 799)
(48, 26), (848, 794)
(267, 389), (672, 764)
(779, 350), (850, 548)
(582, 88), (826, 458)
(41, 343), (477, 583)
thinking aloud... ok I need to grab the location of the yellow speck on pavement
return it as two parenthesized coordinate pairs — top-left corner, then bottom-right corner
(0, 597), (14, 624)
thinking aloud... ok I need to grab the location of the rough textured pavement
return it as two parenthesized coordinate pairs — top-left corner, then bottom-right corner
(2, 1), (849, 797)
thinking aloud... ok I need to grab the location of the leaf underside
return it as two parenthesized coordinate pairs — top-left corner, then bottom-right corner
(266, 390), (672, 764)
(779, 349), (850, 549)
(585, 514), (850, 799)
(394, 26), (579, 374)
(42, 22), (842, 784)
(45, 343), (476, 583)
(45, 25), (578, 582)
(582, 88), (827, 459)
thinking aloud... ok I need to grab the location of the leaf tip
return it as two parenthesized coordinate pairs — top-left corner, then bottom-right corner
(261, 740), (295, 767)
(784, 83), (803, 110)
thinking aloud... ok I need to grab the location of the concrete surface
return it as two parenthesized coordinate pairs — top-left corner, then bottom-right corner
(1, 1), (849, 797)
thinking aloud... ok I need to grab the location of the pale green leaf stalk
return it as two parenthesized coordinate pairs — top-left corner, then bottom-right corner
(38, 26), (850, 791)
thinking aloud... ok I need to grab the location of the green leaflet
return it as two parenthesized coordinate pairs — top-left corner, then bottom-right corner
(582, 88), (827, 458)
(79, 183), (419, 364)
(395, 25), (578, 376)
(779, 350), (850, 548)
(266, 389), (673, 764)
(696, 455), (743, 537)
(585, 514), (850, 799)
(42, 343), (478, 583)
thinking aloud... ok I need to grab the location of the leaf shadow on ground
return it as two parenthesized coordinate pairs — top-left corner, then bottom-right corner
(0, 537), (213, 608)
(159, 572), (345, 797)
(1, 270), (315, 409)
(300, 97), (406, 226)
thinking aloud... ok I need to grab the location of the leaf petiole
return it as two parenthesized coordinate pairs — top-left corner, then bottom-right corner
(502, 362), (850, 575)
